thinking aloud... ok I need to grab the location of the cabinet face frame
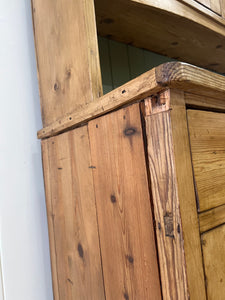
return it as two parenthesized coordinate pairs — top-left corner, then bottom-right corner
(143, 89), (208, 299)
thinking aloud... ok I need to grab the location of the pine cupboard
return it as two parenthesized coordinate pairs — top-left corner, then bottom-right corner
(39, 62), (225, 299)
(31, 0), (225, 299)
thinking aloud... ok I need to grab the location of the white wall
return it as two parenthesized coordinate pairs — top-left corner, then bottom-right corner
(0, 1), (53, 299)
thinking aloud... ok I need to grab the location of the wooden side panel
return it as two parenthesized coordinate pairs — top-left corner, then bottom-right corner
(202, 225), (225, 299)
(145, 108), (189, 299)
(170, 91), (207, 300)
(41, 127), (105, 300)
(32, 0), (102, 126)
(88, 104), (162, 300)
(188, 110), (225, 212)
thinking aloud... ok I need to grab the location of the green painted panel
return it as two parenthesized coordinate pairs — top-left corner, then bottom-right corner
(98, 36), (174, 94)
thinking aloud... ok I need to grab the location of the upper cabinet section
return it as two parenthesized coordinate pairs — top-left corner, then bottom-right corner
(95, 0), (225, 74)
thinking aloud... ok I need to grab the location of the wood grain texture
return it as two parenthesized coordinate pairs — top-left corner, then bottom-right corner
(38, 62), (225, 139)
(221, 0), (225, 17)
(96, 0), (225, 73)
(185, 92), (225, 111)
(42, 127), (105, 300)
(145, 108), (189, 299)
(88, 103), (162, 300)
(202, 224), (225, 299)
(170, 90), (207, 300)
(199, 204), (225, 233)
(188, 110), (225, 211)
(32, 0), (102, 126)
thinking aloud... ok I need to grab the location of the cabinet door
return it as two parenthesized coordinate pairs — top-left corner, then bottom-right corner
(188, 109), (225, 299)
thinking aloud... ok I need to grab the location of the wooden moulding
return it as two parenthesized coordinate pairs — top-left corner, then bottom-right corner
(38, 61), (225, 139)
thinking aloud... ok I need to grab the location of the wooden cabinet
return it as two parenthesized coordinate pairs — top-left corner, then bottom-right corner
(39, 62), (225, 299)
(31, 0), (225, 299)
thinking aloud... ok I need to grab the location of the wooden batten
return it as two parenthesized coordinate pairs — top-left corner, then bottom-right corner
(32, 0), (102, 127)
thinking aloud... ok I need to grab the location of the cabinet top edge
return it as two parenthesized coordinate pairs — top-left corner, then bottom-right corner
(38, 62), (225, 139)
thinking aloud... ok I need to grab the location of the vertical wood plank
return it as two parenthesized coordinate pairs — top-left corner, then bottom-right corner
(109, 40), (131, 88)
(145, 106), (189, 299)
(32, 0), (102, 126)
(170, 90), (207, 299)
(88, 103), (162, 300)
(42, 127), (105, 300)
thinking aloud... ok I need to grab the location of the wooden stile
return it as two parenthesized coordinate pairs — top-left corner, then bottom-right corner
(42, 127), (105, 300)
(170, 90), (206, 300)
(144, 93), (189, 299)
(88, 103), (162, 300)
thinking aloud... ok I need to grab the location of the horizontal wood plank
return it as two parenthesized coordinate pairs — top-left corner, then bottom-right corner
(32, 0), (102, 126)
(185, 92), (225, 111)
(199, 204), (225, 233)
(38, 62), (225, 139)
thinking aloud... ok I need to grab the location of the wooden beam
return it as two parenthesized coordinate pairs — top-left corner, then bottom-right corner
(32, 0), (102, 127)
(38, 62), (225, 139)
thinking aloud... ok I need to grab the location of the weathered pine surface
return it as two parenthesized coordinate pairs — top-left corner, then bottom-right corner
(188, 110), (225, 211)
(145, 106), (189, 299)
(170, 90), (206, 300)
(201, 224), (225, 299)
(42, 126), (105, 300)
(199, 204), (225, 233)
(88, 103), (162, 300)
(32, 0), (102, 126)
